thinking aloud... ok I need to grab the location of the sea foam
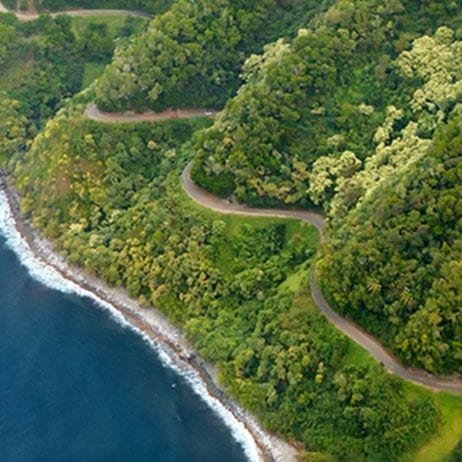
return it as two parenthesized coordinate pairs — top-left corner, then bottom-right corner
(0, 189), (264, 462)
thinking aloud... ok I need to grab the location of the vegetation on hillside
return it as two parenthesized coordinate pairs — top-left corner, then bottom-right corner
(449, 439), (462, 462)
(318, 113), (462, 374)
(94, 0), (335, 112)
(186, 1), (462, 374)
(10, 100), (439, 460)
(0, 13), (82, 125)
(0, 8), (146, 141)
(0, 93), (27, 165)
(307, 25), (462, 374)
(1, 0), (461, 459)
(191, 0), (461, 205)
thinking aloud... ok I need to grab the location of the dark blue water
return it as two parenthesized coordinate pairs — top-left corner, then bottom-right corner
(0, 236), (248, 462)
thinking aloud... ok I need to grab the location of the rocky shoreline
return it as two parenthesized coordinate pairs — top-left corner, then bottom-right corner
(0, 170), (298, 462)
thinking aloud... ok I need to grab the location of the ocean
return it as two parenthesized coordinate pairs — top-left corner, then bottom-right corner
(0, 229), (250, 461)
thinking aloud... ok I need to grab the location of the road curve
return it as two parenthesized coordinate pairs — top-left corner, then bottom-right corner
(181, 163), (325, 234)
(84, 105), (462, 394)
(0, 1), (150, 20)
(85, 103), (217, 123)
(181, 162), (462, 394)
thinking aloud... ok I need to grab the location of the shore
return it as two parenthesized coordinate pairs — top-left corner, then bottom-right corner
(0, 172), (298, 462)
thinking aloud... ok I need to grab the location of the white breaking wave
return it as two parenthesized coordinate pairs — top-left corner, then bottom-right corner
(0, 189), (263, 462)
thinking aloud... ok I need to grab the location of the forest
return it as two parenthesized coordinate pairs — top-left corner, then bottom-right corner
(1, 0), (461, 460)
(191, 0), (461, 205)
(0, 13), (83, 125)
(0, 9), (146, 129)
(10, 97), (439, 461)
(189, 0), (462, 373)
(93, 0), (335, 112)
(318, 107), (462, 374)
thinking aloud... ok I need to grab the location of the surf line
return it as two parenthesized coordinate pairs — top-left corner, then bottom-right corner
(0, 175), (286, 462)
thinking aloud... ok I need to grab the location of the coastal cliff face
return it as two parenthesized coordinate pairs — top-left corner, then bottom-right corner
(1, 0), (462, 461)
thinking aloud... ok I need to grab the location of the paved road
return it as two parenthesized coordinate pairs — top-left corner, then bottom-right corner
(84, 106), (462, 394)
(0, 1), (150, 20)
(181, 163), (325, 234)
(181, 162), (462, 394)
(55, 49), (462, 394)
(85, 103), (217, 123)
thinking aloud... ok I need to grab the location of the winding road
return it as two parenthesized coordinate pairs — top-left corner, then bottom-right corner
(181, 163), (462, 394)
(4, 0), (460, 393)
(0, 1), (150, 20)
(85, 103), (217, 123)
(82, 104), (462, 394)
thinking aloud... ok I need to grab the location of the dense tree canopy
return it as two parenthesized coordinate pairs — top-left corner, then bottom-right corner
(0, 9), (146, 129)
(0, 93), (27, 166)
(0, 13), (78, 123)
(190, 0), (461, 206)
(183, 3), (462, 374)
(2, 0), (460, 458)
(318, 113), (462, 373)
(94, 0), (335, 112)
(316, 28), (462, 373)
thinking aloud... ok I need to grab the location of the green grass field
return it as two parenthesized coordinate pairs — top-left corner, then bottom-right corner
(410, 389), (462, 462)
(70, 14), (147, 38)
(82, 62), (106, 88)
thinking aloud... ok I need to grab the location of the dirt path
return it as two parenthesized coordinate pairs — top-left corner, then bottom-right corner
(0, 1), (150, 20)
(181, 162), (462, 394)
(85, 103), (217, 123)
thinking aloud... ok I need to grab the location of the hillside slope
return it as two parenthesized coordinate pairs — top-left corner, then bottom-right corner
(190, 1), (461, 206)
(319, 113), (462, 374)
(11, 98), (440, 461)
(3, 0), (461, 458)
(94, 0), (334, 112)
(185, 1), (462, 374)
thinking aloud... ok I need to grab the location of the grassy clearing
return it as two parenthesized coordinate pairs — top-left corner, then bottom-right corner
(278, 261), (318, 315)
(403, 386), (462, 462)
(340, 339), (375, 368)
(70, 15), (147, 37)
(82, 62), (106, 88)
